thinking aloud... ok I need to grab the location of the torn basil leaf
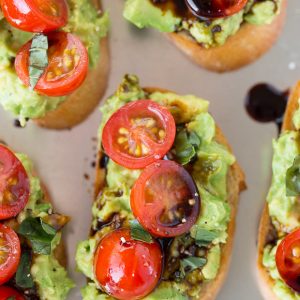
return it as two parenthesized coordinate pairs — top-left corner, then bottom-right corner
(174, 128), (201, 165)
(16, 250), (34, 289)
(180, 256), (207, 276)
(29, 34), (48, 89)
(18, 217), (57, 255)
(192, 227), (218, 247)
(130, 220), (153, 243)
(286, 155), (300, 196)
(7, 297), (16, 300)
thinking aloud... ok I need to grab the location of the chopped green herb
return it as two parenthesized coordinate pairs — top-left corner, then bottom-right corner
(29, 34), (49, 89)
(7, 297), (16, 300)
(18, 217), (57, 255)
(174, 128), (201, 165)
(16, 250), (34, 289)
(286, 155), (300, 196)
(192, 227), (218, 247)
(130, 220), (153, 243)
(180, 256), (207, 276)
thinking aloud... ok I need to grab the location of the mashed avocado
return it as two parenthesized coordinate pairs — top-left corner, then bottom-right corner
(0, 0), (109, 124)
(263, 99), (300, 298)
(124, 0), (281, 48)
(77, 75), (235, 299)
(16, 153), (74, 299)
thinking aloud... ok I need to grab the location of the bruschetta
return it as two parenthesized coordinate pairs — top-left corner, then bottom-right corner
(76, 75), (246, 299)
(0, 0), (109, 129)
(123, 0), (286, 72)
(0, 143), (74, 299)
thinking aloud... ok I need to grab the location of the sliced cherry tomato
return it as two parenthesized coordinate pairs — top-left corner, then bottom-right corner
(276, 229), (300, 292)
(185, 0), (248, 18)
(0, 224), (21, 285)
(0, 0), (68, 33)
(15, 32), (88, 97)
(0, 286), (24, 300)
(131, 160), (200, 237)
(102, 100), (176, 169)
(0, 145), (30, 220)
(94, 229), (162, 300)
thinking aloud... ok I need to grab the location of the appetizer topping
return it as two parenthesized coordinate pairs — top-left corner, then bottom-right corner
(0, 224), (21, 285)
(185, 0), (248, 19)
(0, 286), (24, 300)
(286, 155), (300, 197)
(102, 100), (176, 169)
(276, 229), (300, 292)
(129, 219), (153, 243)
(0, 0), (68, 33)
(130, 160), (200, 237)
(94, 228), (162, 300)
(15, 250), (34, 289)
(0, 145), (30, 220)
(18, 217), (57, 255)
(15, 32), (88, 97)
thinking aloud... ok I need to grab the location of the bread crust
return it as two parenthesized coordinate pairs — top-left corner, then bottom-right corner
(167, 0), (286, 73)
(257, 81), (300, 300)
(34, 0), (110, 130)
(94, 87), (246, 299)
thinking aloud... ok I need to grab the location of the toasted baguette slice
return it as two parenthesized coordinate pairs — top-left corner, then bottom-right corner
(257, 81), (300, 300)
(34, 0), (110, 130)
(94, 87), (246, 300)
(167, 0), (286, 73)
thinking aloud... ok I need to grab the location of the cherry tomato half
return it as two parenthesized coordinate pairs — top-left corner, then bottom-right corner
(0, 0), (68, 33)
(276, 229), (300, 292)
(0, 286), (24, 300)
(0, 224), (21, 285)
(185, 0), (248, 18)
(94, 228), (162, 300)
(102, 100), (176, 169)
(131, 160), (200, 237)
(0, 145), (30, 220)
(15, 32), (88, 97)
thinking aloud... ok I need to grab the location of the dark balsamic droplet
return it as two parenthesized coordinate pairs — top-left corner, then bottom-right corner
(245, 83), (289, 132)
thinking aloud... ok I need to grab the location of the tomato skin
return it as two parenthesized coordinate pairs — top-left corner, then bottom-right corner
(94, 229), (162, 300)
(276, 229), (300, 292)
(131, 160), (200, 238)
(102, 100), (176, 169)
(0, 0), (68, 33)
(0, 224), (21, 285)
(185, 0), (247, 19)
(0, 145), (30, 220)
(0, 286), (24, 300)
(15, 32), (88, 97)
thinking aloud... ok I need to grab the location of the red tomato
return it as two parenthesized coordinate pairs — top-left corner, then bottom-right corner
(185, 0), (247, 18)
(0, 0), (68, 33)
(15, 32), (88, 97)
(0, 224), (21, 285)
(0, 145), (30, 220)
(276, 229), (300, 292)
(0, 286), (24, 300)
(131, 160), (200, 237)
(94, 228), (162, 300)
(102, 100), (176, 169)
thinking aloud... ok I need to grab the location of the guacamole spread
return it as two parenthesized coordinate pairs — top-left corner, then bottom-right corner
(123, 0), (282, 48)
(13, 153), (74, 299)
(76, 75), (235, 299)
(262, 99), (300, 299)
(0, 0), (109, 125)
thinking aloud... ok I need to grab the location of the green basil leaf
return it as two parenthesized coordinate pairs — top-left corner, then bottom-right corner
(286, 155), (300, 196)
(29, 34), (48, 89)
(18, 217), (57, 255)
(16, 250), (34, 289)
(180, 256), (207, 276)
(130, 220), (153, 243)
(174, 129), (201, 165)
(7, 297), (16, 300)
(192, 227), (218, 247)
